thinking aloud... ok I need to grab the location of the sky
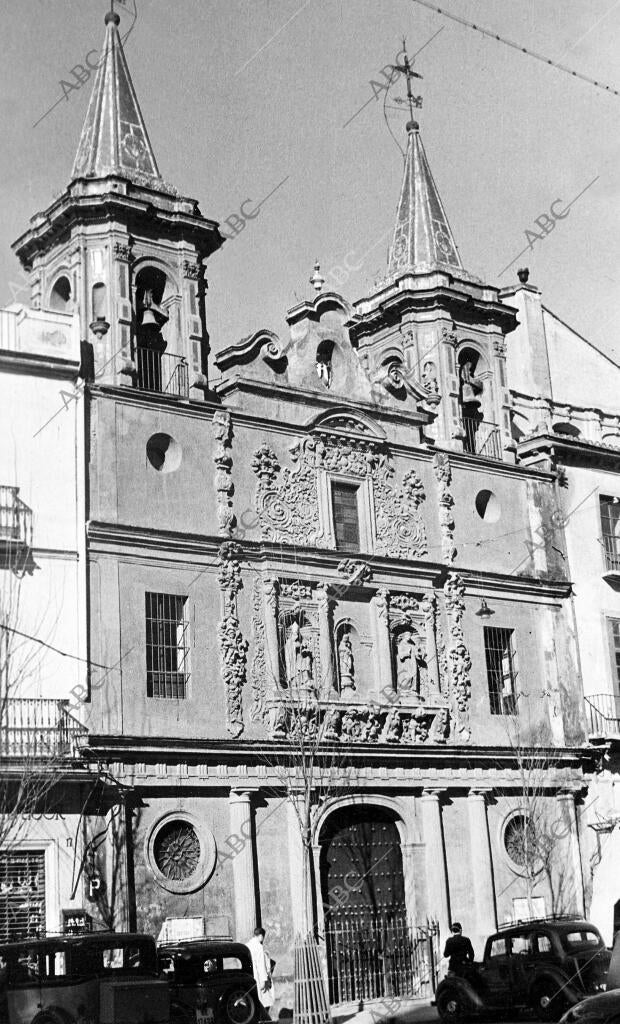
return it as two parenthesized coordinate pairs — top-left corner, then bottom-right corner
(2, 0), (620, 367)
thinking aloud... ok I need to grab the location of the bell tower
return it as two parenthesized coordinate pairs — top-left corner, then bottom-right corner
(11, 9), (223, 393)
(347, 48), (517, 460)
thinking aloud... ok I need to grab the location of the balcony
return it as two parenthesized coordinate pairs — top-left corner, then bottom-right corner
(461, 416), (502, 460)
(0, 486), (33, 574)
(134, 348), (189, 399)
(0, 698), (86, 760)
(584, 693), (620, 738)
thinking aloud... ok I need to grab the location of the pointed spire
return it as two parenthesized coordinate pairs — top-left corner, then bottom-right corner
(72, 9), (162, 188)
(387, 120), (463, 277)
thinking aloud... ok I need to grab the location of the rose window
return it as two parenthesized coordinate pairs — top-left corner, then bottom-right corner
(153, 820), (200, 881)
(504, 813), (537, 868)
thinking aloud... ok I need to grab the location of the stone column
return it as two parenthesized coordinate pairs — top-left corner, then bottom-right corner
(467, 789), (497, 943)
(229, 790), (258, 941)
(422, 595), (441, 692)
(371, 588), (393, 698)
(287, 796), (313, 935)
(316, 583), (336, 695)
(401, 841), (419, 925)
(421, 789), (450, 938)
(556, 790), (585, 915)
(263, 577), (280, 694)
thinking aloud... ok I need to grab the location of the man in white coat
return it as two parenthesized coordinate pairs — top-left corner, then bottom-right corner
(246, 926), (275, 1018)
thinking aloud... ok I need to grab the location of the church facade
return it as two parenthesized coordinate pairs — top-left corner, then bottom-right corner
(3, 7), (616, 1009)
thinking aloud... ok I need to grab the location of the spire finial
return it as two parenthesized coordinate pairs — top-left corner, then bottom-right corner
(392, 40), (423, 131)
(309, 261), (325, 293)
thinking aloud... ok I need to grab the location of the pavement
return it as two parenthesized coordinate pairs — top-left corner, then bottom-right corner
(331, 996), (439, 1024)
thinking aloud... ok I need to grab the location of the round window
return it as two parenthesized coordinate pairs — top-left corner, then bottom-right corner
(146, 433), (182, 473)
(503, 812), (541, 874)
(475, 489), (501, 523)
(146, 812), (216, 894)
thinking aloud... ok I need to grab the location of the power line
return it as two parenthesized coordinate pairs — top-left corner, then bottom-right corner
(410, 0), (620, 98)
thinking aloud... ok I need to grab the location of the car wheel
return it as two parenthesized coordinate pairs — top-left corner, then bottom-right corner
(32, 1011), (73, 1024)
(220, 986), (259, 1024)
(436, 987), (469, 1024)
(531, 980), (567, 1022)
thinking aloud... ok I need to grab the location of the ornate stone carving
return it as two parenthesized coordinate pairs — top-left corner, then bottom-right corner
(375, 465), (427, 560)
(433, 452), (456, 563)
(280, 580), (313, 602)
(441, 323), (458, 348)
(337, 559), (372, 584)
(212, 410), (235, 538)
(183, 259), (201, 280)
(375, 587), (390, 624)
(217, 542), (247, 737)
(338, 631), (355, 694)
(443, 572), (472, 740)
(267, 698), (450, 745)
(252, 434), (426, 557)
(250, 578), (267, 722)
(113, 241), (133, 261)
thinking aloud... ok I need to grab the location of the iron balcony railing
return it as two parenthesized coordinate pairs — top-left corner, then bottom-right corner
(0, 487), (33, 550)
(461, 416), (502, 460)
(584, 693), (620, 736)
(602, 533), (620, 572)
(0, 698), (86, 760)
(135, 348), (189, 399)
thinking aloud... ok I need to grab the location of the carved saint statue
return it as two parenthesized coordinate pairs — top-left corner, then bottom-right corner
(422, 361), (439, 394)
(284, 621), (313, 689)
(460, 361), (483, 407)
(316, 356), (332, 387)
(338, 632), (355, 693)
(396, 630), (417, 692)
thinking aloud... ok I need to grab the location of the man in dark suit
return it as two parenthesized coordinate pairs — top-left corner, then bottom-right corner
(443, 922), (475, 975)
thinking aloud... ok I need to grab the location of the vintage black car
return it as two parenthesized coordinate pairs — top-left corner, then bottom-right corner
(434, 919), (610, 1023)
(559, 928), (620, 1024)
(158, 940), (261, 1024)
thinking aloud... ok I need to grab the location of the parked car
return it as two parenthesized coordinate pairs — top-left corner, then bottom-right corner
(158, 940), (260, 1024)
(434, 919), (610, 1023)
(0, 932), (169, 1024)
(560, 928), (620, 1024)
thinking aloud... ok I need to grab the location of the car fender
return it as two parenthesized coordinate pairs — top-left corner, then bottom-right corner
(436, 976), (485, 1011)
(528, 970), (582, 1006)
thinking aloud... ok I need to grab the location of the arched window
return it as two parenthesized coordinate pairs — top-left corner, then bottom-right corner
(316, 339), (335, 387)
(49, 275), (72, 312)
(91, 282), (106, 320)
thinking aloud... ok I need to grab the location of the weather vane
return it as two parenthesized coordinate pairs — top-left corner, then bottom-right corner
(390, 40), (424, 121)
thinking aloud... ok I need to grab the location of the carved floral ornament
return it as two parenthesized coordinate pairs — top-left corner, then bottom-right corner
(251, 432), (427, 559)
(216, 542), (247, 738)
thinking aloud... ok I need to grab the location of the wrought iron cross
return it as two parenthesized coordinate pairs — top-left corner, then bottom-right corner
(392, 40), (424, 121)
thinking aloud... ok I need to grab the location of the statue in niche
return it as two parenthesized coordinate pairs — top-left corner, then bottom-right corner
(422, 361), (439, 394)
(385, 707), (401, 743)
(460, 361), (483, 408)
(338, 631), (355, 694)
(395, 629), (428, 698)
(323, 707), (342, 741)
(284, 620), (314, 690)
(315, 340), (334, 388)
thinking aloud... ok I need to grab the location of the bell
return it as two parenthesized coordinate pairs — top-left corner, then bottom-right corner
(140, 302), (169, 329)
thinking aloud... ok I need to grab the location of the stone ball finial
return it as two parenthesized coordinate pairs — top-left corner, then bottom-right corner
(407, 120), (420, 133)
(309, 260), (325, 293)
(105, 10), (121, 24)
(517, 267), (530, 284)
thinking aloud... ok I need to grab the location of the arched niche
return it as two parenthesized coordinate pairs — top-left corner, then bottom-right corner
(316, 339), (335, 388)
(391, 621), (429, 700)
(457, 343), (495, 449)
(92, 281), (106, 320)
(49, 274), (72, 312)
(334, 618), (370, 698)
(279, 609), (316, 691)
(133, 261), (181, 352)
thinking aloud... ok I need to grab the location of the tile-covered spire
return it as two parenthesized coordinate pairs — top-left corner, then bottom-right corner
(71, 10), (162, 188)
(387, 120), (463, 277)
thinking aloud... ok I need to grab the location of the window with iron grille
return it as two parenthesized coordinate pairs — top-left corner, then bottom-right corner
(606, 617), (620, 693)
(0, 850), (46, 942)
(146, 592), (190, 699)
(484, 626), (518, 715)
(332, 483), (360, 553)
(600, 496), (620, 572)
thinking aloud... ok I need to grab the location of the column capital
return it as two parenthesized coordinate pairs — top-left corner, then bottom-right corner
(229, 788), (254, 803)
(421, 787), (446, 801)
(468, 787), (493, 800)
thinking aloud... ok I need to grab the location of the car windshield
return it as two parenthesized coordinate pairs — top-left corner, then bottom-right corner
(560, 930), (602, 951)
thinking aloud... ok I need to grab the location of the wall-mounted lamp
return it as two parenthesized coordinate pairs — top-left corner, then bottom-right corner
(475, 598), (494, 618)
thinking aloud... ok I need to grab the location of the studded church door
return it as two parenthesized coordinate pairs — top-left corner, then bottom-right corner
(320, 807), (411, 1003)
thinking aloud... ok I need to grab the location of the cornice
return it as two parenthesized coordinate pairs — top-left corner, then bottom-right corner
(89, 382), (221, 416)
(518, 432), (620, 470)
(0, 350), (78, 380)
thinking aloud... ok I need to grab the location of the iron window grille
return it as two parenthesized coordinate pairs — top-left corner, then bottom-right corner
(600, 495), (620, 572)
(484, 626), (518, 715)
(332, 482), (361, 553)
(0, 849), (46, 942)
(607, 617), (620, 693)
(145, 592), (190, 699)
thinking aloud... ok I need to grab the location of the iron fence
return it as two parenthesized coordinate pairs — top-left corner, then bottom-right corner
(324, 917), (440, 1005)
(584, 693), (620, 735)
(461, 416), (502, 460)
(135, 348), (189, 398)
(0, 698), (86, 759)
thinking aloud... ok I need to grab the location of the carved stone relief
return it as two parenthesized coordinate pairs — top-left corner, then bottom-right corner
(250, 577), (267, 722)
(433, 451), (456, 563)
(267, 699), (450, 745)
(251, 433), (427, 558)
(212, 410), (236, 538)
(443, 571), (472, 740)
(216, 542), (248, 737)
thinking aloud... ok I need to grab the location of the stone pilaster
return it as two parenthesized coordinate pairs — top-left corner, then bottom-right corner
(263, 577), (280, 693)
(372, 588), (392, 697)
(316, 583), (336, 696)
(467, 789), (497, 943)
(229, 790), (258, 942)
(556, 791), (585, 916)
(421, 789), (450, 938)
